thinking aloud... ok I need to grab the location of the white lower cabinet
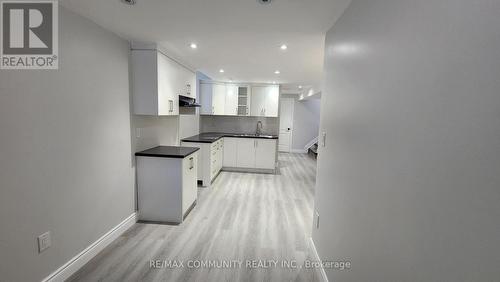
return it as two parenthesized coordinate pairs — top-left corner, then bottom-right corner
(228, 138), (277, 170)
(136, 152), (198, 224)
(255, 139), (277, 169)
(181, 137), (276, 186)
(223, 138), (238, 167)
(210, 139), (223, 180)
(236, 138), (257, 168)
(181, 138), (223, 187)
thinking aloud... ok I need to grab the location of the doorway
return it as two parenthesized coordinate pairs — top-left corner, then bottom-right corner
(279, 97), (294, 152)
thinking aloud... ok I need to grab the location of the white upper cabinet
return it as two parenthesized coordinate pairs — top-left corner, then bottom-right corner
(177, 63), (196, 99)
(200, 82), (278, 117)
(212, 83), (226, 115)
(200, 83), (214, 115)
(264, 86), (279, 117)
(250, 85), (279, 117)
(224, 84), (239, 116)
(157, 52), (178, 115)
(131, 49), (194, 115)
(237, 86), (251, 116)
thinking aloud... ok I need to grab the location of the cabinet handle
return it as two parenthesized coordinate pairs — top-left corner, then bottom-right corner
(169, 100), (173, 113)
(189, 157), (194, 170)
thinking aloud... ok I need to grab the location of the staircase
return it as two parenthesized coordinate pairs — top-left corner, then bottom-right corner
(304, 136), (319, 159)
(308, 142), (318, 159)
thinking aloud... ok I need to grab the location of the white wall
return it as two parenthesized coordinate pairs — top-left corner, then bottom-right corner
(132, 116), (180, 151)
(313, 0), (500, 281)
(178, 115), (199, 140)
(0, 7), (135, 282)
(291, 97), (320, 151)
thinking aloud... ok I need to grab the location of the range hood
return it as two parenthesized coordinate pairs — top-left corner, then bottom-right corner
(179, 95), (201, 107)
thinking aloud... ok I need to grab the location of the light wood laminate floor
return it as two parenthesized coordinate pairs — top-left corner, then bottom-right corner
(69, 153), (319, 282)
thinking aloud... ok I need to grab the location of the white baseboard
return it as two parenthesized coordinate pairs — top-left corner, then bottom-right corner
(309, 237), (329, 282)
(42, 212), (137, 282)
(290, 149), (307, 154)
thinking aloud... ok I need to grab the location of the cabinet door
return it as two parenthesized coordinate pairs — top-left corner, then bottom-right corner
(225, 85), (239, 116)
(250, 86), (267, 116)
(178, 66), (195, 98)
(212, 84), (226, 115)
(264, 85), (279, 117)
(200, 83), (214, 115)
(255, 139), (276, 169)
(217, 146), (223, 171)
(157, 53), (178, 115)
(182, 153), (197, 215)
(210, 145), (218, 180)
(223, 138), (238, 167)
(236, 138), (256, 168)
(237, 86), (250, 116)
(131, 50), (158, 115)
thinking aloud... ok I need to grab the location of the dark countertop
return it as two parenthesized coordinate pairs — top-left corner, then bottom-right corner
(135, 146), (200, 159)
(181, 132), (279, 143)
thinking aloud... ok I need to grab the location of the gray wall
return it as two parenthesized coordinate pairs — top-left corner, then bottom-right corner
(0, 7), (135, 282)
(200, 116), (279, 135)
(292, 99), (320, 151)
(132, 116), (180, 152)
(313, 0), (500, 281)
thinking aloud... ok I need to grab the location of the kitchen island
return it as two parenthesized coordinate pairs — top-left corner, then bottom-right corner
(135, 146), (199, 224)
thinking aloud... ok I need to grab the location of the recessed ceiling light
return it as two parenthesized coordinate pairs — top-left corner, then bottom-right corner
(280, 44), (287, 50)
(274, 70), (280, 74)
(272, 81), (276, 84)
(190, 43), (197, 49)
(219, 69), (225, 73)
(121, 0), (136, 5)
(298, 85), (302, 89)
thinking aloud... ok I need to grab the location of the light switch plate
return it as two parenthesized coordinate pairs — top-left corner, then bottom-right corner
(38, 231), (51, 253)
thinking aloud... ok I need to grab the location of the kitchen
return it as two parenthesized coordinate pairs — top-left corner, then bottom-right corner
(130, 43), (283, 224)
(2, 0), (497, 281)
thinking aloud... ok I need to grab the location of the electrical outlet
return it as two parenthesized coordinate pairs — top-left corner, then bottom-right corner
(37, 231), (51, 253)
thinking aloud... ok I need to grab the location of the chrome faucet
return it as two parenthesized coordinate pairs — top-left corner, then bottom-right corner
(256, 121), (263, 136)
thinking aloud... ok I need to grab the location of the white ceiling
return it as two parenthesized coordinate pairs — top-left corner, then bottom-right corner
(61, 0), (351, 88)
